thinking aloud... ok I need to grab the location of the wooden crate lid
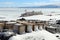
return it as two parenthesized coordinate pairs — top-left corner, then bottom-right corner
(0, 23), (4, 26)
(14, 23), (23, 26)
(6, 22), (16, 24)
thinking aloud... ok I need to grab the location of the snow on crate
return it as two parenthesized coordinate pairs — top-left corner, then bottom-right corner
(9, 30), (59, 40)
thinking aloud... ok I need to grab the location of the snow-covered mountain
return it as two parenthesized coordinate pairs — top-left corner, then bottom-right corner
(37, 5), (60, 8)
(20, 5), (60, 8)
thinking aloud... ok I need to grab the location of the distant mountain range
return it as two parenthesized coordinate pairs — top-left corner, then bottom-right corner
(20, 5), (60, 8)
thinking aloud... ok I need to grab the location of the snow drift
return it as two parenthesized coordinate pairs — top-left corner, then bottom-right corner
(9, 30), (59, 40)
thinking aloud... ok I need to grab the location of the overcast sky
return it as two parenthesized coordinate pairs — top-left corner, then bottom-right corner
(0, 0), (60, 7)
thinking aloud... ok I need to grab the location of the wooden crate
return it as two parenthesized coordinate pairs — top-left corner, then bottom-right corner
(34, 25), (39, 31)
(14, 23), (25, 34)
(19, 25), (25, 34)
(26, 25), (33, 32)
(6, 22), (16, 30)
(0, 23), (4, 32)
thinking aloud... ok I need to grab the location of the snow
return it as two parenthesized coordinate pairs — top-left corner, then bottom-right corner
(5, 16), (17, 21)
(0, 15), (60, 21)
(54, 33), (60, 39)
(0, 15), (17, 21)
(9, 30), (59, 40)
(0, 15), (6, 21)
(19, 15), (60, 21)
(3, 32), (14, 36)
(19, 15), (50, 21)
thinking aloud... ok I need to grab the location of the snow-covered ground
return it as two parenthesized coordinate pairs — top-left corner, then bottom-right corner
(54, 33), (60, 39)
(0, 8), (60, 21)
(9, 30), (59, 40)
(19, 15), (60, 21)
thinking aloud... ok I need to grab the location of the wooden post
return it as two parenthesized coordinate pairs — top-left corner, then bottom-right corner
(32, 25), (35, 31)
